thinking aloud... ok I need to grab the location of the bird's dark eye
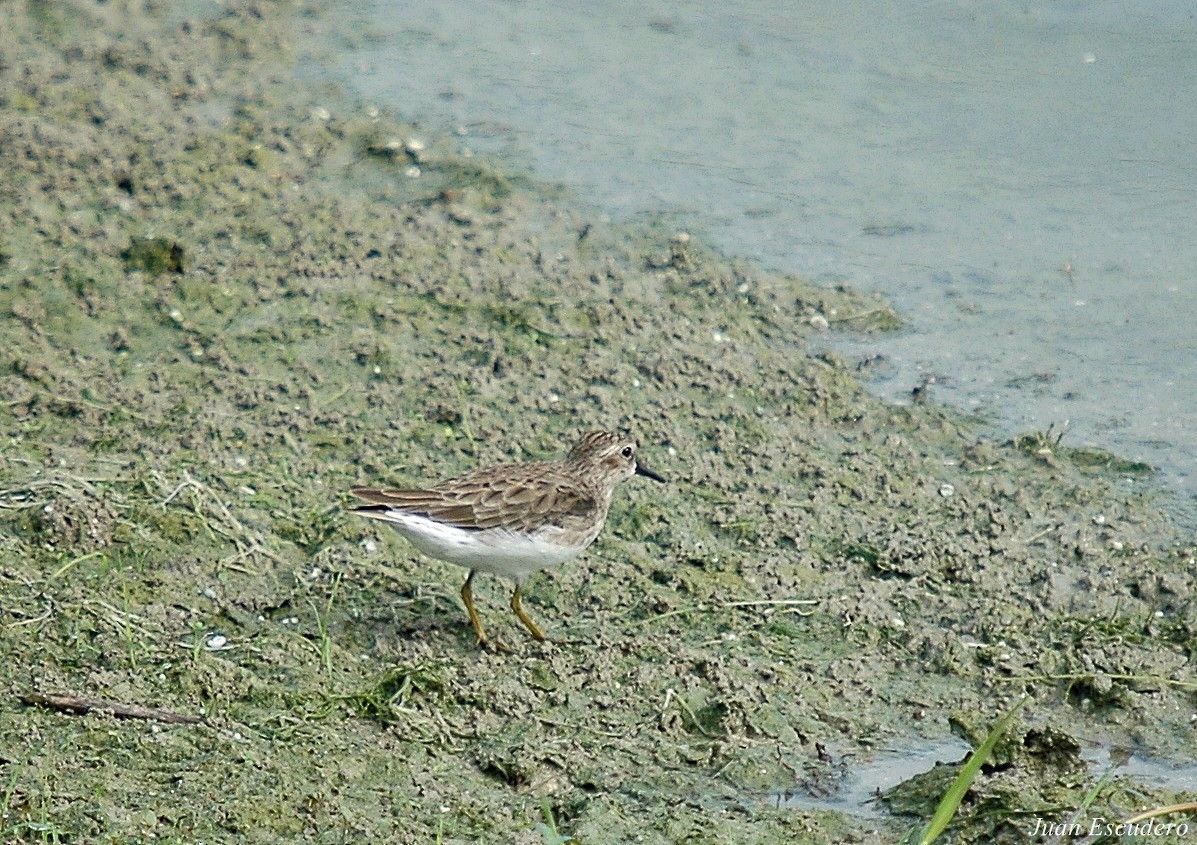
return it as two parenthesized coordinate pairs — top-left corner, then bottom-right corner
(621, 445), (634, 459)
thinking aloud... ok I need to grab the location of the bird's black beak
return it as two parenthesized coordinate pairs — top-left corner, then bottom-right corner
(635, 462), (666, 483)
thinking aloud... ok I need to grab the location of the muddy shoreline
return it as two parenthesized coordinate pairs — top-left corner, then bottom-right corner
(1, 3), (1193, 842)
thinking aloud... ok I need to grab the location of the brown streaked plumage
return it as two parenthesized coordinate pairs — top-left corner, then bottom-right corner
(351, 430), (664, 645)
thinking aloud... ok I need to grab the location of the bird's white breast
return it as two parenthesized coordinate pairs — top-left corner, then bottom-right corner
(371, 511), (601, 580)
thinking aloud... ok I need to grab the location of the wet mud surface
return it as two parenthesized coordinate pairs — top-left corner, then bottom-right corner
(1, 3), (1194, 842)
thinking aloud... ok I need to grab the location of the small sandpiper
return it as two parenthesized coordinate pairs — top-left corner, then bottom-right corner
(351, 430), (665, 645)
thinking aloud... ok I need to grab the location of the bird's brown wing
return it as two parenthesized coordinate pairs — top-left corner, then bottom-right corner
(351, 463), (598, 533)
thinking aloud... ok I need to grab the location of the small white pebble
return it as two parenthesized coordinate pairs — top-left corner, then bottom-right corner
(169, 309), (183, 323)
(809, 314), (830, 331)
(205, 633), (227, 650)
(1109, 540), (1124, 551)
(1083, 52), (1096, 63)
(311, 107), (330, 122)
(404, 137), (425, 153)
(233, 455), (248, 468)
(404, 165), (421, 178)
(202, 587), (217, 600)
(1093, 514), (1106, 525)
(362, 538), (378, 553)
(938, 483), (955, 498)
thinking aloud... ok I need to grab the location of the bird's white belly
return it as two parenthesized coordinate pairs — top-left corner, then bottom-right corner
(381, 512), (595, 578)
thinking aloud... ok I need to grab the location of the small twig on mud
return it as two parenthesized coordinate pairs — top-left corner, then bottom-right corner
(637, 597), (820, 627)
(18, 692), (204, 725)
(721, 598), (819, 616)
(1018, 524), (1060, 545)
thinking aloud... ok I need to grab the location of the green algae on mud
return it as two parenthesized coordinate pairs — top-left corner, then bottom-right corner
(1, 2), (1196, 843)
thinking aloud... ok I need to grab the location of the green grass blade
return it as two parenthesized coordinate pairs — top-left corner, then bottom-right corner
(916, 697), (1029, 845)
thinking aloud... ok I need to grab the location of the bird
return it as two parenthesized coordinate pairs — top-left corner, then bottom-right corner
(350, 430), (665, 645)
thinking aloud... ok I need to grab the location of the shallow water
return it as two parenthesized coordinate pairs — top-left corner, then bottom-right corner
(769, 737), (1197, 819)
(327, 0), (1197, 500)
(767, 736), (972, 819)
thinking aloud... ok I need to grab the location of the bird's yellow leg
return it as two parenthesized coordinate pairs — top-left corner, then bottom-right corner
(460, 571), (488, 645)
(510, 583), (546, 641)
